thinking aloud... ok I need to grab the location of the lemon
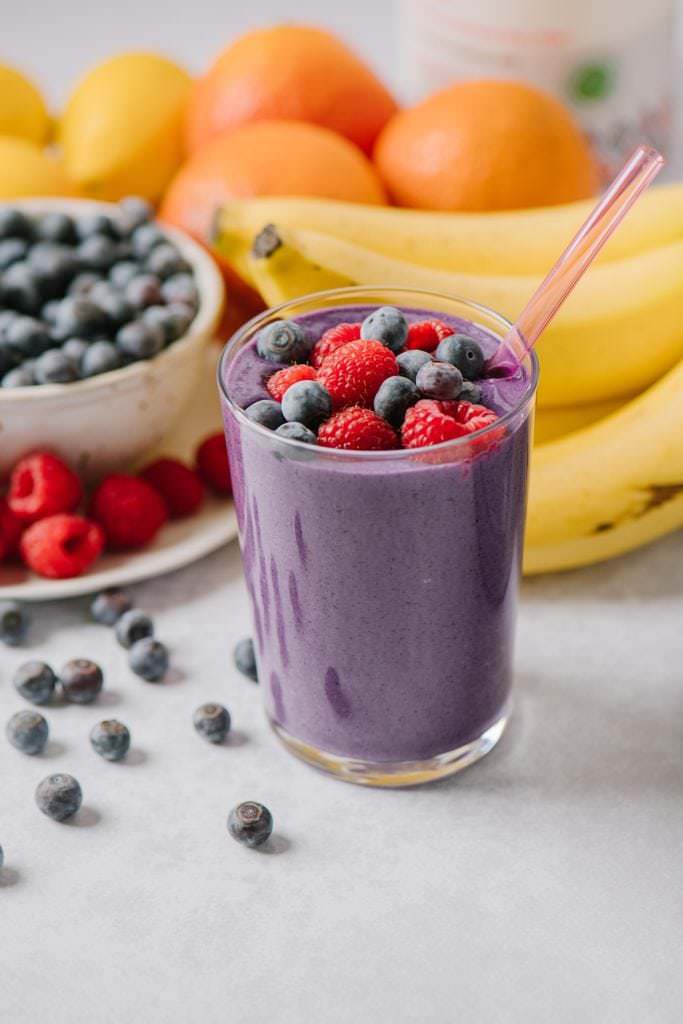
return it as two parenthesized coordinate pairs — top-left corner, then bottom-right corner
(60, 52), (192, 202)
(0, 64), (50, 144)
(0, 136), (74, 198)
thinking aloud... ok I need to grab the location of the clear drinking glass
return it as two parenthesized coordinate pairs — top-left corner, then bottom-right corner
(218, 287), (538, 786)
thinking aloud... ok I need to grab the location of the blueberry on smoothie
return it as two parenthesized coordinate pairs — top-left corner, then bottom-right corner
(59, 659), (104, 704)
(275, 422), (317, 444)
(373, 375), (419, 428)
(81, 340), (122, 378)
(90, 720), (131, 762)
(416, 360), (464, 401)
(116, 609), (154, 649)
(256, 319), (310, 364)
(35, 774), (82, 821)
(6, 710), (49, 755)
(227, 801), (273, 848)
(91, 587), (133, 626)
(435, 335), (485, 381)
(458, 380), (483, 404)
(13, 661), (56, 705)
(396, 349), (432, 382)
(129, 637), (169, 682)
(281, 380), (332, 429)
(245, 400), (286, 430)
(360, 306), (408, 353)
(233, 638), (258, 682)
(0, 601), (29, 646)
(34, 348), (79, 384)
(193, 703), (231, 744)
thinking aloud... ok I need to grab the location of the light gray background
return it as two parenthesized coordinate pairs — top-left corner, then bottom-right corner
(2, 3), (683, 1023)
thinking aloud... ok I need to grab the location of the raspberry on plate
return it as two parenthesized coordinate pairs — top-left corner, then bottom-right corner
(0, 498), (24, 560)
(8, 452), (82, 524)
(90, 475), (168, 550)
(317, 407), (398, 451)
(310, 322), (361, 369)
(405, 319), (451, 352)
(140, 458), (204, 519)
(266, 364), (317, 401)
(20, 515), (104, 579)
(195, 433), (232, 496)
(401, 400), (469, 449)
(317, 339), (398, 410)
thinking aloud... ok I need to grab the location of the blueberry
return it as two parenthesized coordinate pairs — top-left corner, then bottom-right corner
(0, 309), (17, 339)
(36, 211), (76, 245)
(160, 273), (198, 309)
(28, 241), (78, 298)
(76, 213), (119, 241)
(0, 601), (29, 646)
(118, 196), (154, 235)
(0, 237), (28, 269)
(88, 285), (133, 328)
(53, 297), (108, 340)
(2, 362), (36, 387)
(1, 261), (41, 314)
(59, 659), (104, 704)
(458, 380), (482, 404)
(193, 703), (231, 744)
(256, 319), (310, 364)
(116, 609), (153, 649)
(125, 273), (163, 310)
(435, 334), (485, 381)
(245, 399), (286, 430)
(233, 638), (258, 682)
(109, 260), (139, 288)
(416, 360), (464, 400)
(275, 421), (317, 444)
(41, 299), (62, 323)
(34, 348), (78, 384)
(373, 375), (419, 427)
(0, 845), (3, 870)
(4, 315), (51, 359)
(281, 380), (331, 429)
(143, 304), (189, 344)
(227, 801), (273, 848)
(0, 342), (16, 378)
(91, 587), (133, 626)
(131, 223), (166, 259)
(0, 208), (33, 240)
(79, 339), (121, 377)
(68, 271), (101, 296)
(146, 243), (190, 279)
(129, 637), (169, 682)
(360, 306), (408, 353)
(396, 349), (432, 382)
(6, 710), (49, 755)
(76, 234), (119, 272)
(35, 773), (82, 821)
(62, 337), (89, 368)
(13, 661), (57, 705)
(116, 320), (164, 361)
(90, 719), (131, 762)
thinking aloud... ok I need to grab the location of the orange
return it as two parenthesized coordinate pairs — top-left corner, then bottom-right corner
(185, 24), (397, 155)
(374, 80), (599, 212)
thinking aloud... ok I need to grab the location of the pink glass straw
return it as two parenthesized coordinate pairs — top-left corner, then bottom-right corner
(489, 145), (665, 373)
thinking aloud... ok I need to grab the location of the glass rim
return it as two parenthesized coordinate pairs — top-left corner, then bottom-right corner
(217, 285), (539, 461)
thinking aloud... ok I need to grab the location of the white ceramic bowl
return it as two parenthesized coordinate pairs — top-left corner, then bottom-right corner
(0, 198), (224, 479)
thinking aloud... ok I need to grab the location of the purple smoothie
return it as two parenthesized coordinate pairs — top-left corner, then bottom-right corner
(220, 304), (534, 764)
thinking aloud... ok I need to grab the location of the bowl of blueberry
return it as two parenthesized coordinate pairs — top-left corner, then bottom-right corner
(0, 197), (224, 478)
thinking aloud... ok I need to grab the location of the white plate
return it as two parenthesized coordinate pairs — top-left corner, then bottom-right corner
(0, 349), (238, 601)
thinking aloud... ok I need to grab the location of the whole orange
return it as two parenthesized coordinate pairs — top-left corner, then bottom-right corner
(185, 24), (397, 155)
(374, 80), (599, 212)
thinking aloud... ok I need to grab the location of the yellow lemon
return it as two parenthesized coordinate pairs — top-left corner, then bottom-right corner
(60, 52), (192, 202)
(0, 136), (74, 198)
(0, 64), (50, 144)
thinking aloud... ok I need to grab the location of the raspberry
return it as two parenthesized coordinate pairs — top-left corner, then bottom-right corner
(317, 339), (398, 410)
(8, 452), (82, 524)
(20, 515), (104, 579)
(140, 458), (204, 519)
(310, 322), (361, 369)
(452, 401), (500, 433)
(196, 433), (232, 496)
(405, 320), (450, 352)
(317, 407), (398, 451)
(401, 400), (469, 449)
(0, 498), (24, 560)
(266, 364), (317, 401)
(90, 475), (168, 550)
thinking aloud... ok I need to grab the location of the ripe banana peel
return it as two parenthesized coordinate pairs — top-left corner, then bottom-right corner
(533, 397), (626, 445)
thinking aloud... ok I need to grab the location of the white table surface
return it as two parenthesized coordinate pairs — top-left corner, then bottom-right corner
(2, 3), (683, 1022)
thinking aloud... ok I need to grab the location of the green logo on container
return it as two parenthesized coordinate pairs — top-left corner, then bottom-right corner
(569, 62), (614, 102)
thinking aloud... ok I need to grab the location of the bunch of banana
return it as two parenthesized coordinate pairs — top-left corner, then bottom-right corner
(213, 189), (683, 573)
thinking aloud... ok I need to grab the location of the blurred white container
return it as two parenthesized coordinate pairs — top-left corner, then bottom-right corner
(398, 0), (675, 179)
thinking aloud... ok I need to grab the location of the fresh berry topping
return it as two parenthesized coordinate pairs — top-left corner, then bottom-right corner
(90, 720), (131, 762)
(281, 380), (332, 429)
(193, 702), (231, 744)
(195, 433), (232, 496)
(453, 401), (501, 434)
(14, 661), (57, 705)
(256, 319), (310, 364)
(360, 306), (408, 353)
(396, 349), (432, 382)
(405, 319), (450, 352)
(401, 400), (469, 449)
(59, 658), (104, 704)
(90, 475), (168, 550)
(228, 801), (273, 848)
(435, 335), (486, 380)
(373, 375), (419, 428)
(35, 773), (82, 822)
(310, 322), (361, 368)
(6, 710), (49, 755)
(275, 422), (317, 444)
(458, 380), (482, 404)
(20, 514), (104, 579)
(245, 399), (286, 430)
(0, 498), (24, 559)
(318, 407), (398, 451)
(91, 588), (133, 626)
(266, 363), (317, 401)
(415, 360), (464, 400)
(141, 458), (204, 519)
(317, 339), (398, 410)
(8, 452), (82, 524)
(234, 637), (258, 682)
(116, 609), (154, 649)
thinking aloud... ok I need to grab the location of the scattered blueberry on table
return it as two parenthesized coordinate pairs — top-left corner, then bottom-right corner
(6, 710), (49, 755)
(13, 660), (57, 705)
(90, 720), (131, 762)
(0, 600), (29, 646)
(129, 637), (169, 682)
(115, 609), (154, 649)
(234, 638), (258, 682)
(228, 801), (273, 849)
(59, 659), (104, 704)
(193, 703), (231, 744)
(35, 774), (82, 822)
(91, 587), (133, 626)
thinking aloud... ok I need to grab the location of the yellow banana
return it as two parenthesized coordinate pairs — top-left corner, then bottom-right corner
(533, 397), (626, 445)
(237, 223), (683, 409)
(215, 183), (683, 277)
